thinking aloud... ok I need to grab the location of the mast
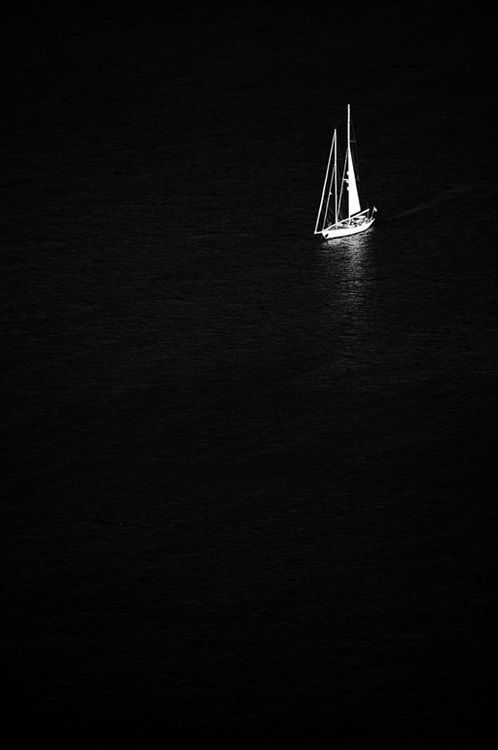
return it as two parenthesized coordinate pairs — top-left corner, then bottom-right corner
(346, 104), (361, 218)
(323, 130), (336, 228)
(334, 127), (338, 224)
(314, 130), (336, 234)
(347, 103), (351, 156)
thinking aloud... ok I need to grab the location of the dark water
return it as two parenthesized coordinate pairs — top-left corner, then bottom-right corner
(3, 4), (497, 746)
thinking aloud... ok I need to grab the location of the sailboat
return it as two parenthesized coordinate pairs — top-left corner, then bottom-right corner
(314, 104), (376, 239)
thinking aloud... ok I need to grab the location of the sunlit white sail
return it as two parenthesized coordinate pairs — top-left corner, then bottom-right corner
(314, 104), (377, 240)
(347, 148), (361, 217)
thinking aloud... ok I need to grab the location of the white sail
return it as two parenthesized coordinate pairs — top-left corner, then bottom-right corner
(314, 131), (336, 234)
(347, 149), (361, 216)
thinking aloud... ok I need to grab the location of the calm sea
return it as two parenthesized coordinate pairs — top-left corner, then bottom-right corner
(3, 4), (497, 746)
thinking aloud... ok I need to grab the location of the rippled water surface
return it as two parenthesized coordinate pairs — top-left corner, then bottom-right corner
(3, 4), (497, 746)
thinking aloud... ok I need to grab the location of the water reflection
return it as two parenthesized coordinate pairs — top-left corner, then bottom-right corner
(313, 231), (378, 374)
(316, 230), (375, 306)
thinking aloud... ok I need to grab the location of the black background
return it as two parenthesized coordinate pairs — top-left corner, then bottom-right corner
(3, 2), (497, 747)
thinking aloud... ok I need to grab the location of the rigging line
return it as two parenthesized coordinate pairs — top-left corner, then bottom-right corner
(324, 164), (335, 227)
(338, 153), (348, 220)
(314, 130), (335, 233)
(349, 115), (362, 190)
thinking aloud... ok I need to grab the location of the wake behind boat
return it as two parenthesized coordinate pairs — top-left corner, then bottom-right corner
(314, 105), (376, 239)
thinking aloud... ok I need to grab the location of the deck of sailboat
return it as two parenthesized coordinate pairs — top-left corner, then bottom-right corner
(330, 208), (371, 227)
(320, 214), (375, 240)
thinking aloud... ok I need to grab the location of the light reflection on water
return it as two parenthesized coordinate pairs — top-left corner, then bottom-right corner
(313, 230), (379, 377)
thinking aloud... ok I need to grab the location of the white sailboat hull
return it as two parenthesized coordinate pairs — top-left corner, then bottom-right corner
(321, 210), (376, 239)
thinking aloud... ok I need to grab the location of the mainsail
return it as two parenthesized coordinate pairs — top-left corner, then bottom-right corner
(346, 104), (361, 217)
(347, 148), (361, 216)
